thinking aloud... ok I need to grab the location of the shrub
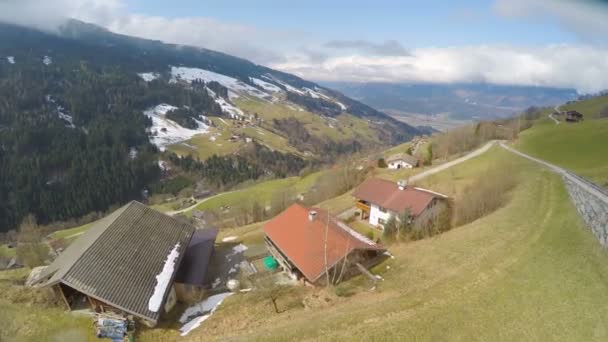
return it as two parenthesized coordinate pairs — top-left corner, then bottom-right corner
(454, 162), (519, 226)
(377, 158), (388, 168)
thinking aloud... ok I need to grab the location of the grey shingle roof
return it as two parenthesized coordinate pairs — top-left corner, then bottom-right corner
(33, 201), (195, 323)
(386, 153), (418, 165)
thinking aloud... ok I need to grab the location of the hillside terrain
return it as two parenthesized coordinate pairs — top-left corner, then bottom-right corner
(517, 95), (608, 186)
(327, 82), (576, 130)
(0, 20), (418, 233)
(4, 144), (608, 341)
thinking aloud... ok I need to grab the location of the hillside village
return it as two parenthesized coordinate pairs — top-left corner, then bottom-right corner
(2, 92), (608, 340)
(1, 4), (608, 341)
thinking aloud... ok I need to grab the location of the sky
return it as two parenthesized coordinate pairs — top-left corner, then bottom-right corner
(1, 0), (608, 93)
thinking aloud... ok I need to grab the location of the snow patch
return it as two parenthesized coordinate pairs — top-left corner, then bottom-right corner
(206, 88), (246, 119)
(138, 72), (160, 82)
(335, 101), (347, 111)
(228, 244), (248, 257)
(170, 66), (267, 99)
(129, 147), (138, 160)
(179, 293), (233, 336)
(222, 236), (238, 242)
(148, 243), (181, 313)
(144, 104), (209, 151)
(43, 56), (52, 65)
(6, 56), (15, 64)
(46, 95), (75, 128)
(251, 77), (282, 92)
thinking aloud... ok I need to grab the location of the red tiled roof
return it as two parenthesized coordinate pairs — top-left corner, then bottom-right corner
(353, 178), (446, 216)
(263, 204), (384, 283)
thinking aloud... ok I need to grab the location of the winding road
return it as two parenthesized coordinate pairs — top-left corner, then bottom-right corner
(549, 104), (561, 125)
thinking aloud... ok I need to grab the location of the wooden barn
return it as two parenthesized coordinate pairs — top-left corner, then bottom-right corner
(30, 201), (216, 327)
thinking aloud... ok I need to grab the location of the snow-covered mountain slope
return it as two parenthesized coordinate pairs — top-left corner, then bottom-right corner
(145, 104), (209, 151)
(0, 19), (420, 158)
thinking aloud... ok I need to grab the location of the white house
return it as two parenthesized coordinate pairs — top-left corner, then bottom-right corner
(386, 153), (419, 169)
(353, 178), (448, 229)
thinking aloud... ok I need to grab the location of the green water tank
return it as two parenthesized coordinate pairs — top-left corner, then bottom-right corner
(263, 256), (279, 270)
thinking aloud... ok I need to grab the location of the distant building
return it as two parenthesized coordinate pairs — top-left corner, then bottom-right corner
(565, 110), (583, 122)
(263, 204), (385, 285)
(29, 201), (216, 327)
(353, 178), (449, 229)
(385, 153), (419, 169)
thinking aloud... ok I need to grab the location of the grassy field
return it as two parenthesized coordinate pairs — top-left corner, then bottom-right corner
(516, 116), (608, 185)
(236, 98), (379, 143)
(4, 147), (608, 341)
(562, 95), (608, 119)
(48, 222), (93, 240)
(0, 269), (95, 342)
(173, 146), (608, 341)
(0, 244), (16, 258)
(189, 171), (323, 214)
(166, 117), (244, 160)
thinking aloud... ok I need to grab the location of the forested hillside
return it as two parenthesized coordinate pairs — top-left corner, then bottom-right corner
(0, 20), (418, 233)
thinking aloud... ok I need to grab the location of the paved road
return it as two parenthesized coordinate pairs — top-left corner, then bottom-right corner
(166, 191), (236, 216)
(499, 142), (608, 204)
(337, 140), (498, 219)
(408, 140), (497, 183)
(549, 104), (561, 125)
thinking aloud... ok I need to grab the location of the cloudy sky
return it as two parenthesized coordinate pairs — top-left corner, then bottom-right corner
(1, 0), (608, 93)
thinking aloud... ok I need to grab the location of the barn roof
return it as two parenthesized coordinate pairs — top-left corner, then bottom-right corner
(353, 178), (447, 216)
(32, 201), (195, 323)
(174, 228), (218, 286)
(263, 204), (384, 283)
(386, 153), (418, 165)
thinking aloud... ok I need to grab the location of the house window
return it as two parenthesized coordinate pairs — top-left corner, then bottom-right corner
(378, 206), (388, 213)
(378, 218), (386, 225)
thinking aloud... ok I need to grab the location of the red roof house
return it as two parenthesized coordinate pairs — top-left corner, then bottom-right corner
(263, 204), (385, 284)
(353, 178), (448, 228)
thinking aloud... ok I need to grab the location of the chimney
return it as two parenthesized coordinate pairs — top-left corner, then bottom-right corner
(397, 180), (407, 190)
(308, 210), (318, 222)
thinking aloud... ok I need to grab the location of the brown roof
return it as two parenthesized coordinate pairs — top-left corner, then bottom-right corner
(353, 178), (446, 216)
(263, 204), (384, 283)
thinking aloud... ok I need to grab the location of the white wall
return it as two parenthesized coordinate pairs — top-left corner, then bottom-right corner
(369, 203), (392, 228)
(388, 160), (414, 169)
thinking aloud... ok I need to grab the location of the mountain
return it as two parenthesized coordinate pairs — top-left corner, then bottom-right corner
(325, 82), (578, 130)
(0, 20), (419, 233)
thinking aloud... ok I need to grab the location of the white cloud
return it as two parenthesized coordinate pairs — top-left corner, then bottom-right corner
(103, 15), (294, 65)
(0, 0), (123, 31)
(493, 0), (608, 43)
(272, 45), (608, 93)
(2, 0), (608, 93)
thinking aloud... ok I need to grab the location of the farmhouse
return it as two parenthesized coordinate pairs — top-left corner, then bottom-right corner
(353, 178), (448, 229)
(565, 110), (583, 122)
(263, 204), (385, 285)
(29, 201), (217, 327)
(386, 153), (419, 169)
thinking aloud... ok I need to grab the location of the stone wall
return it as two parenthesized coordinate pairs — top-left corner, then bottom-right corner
(563, 174), (608, 247)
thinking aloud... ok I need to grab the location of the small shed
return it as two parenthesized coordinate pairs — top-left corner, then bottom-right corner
(174, 228), (219, 302)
